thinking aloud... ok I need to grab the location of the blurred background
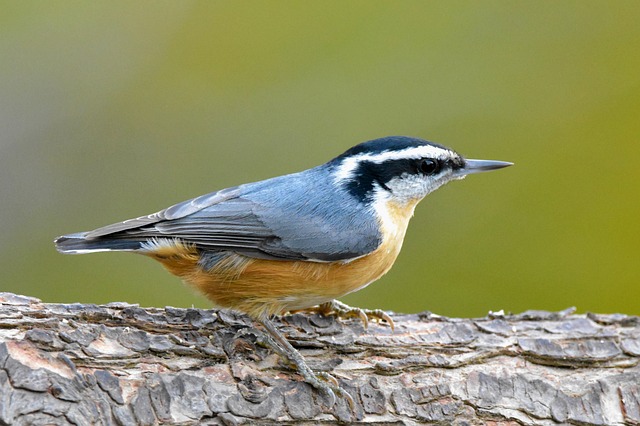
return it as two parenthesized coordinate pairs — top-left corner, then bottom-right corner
(1, 1), (638, 317)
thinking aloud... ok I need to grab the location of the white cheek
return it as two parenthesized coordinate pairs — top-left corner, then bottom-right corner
(385, 175), (429, 203)
(385, 173), (456, 204)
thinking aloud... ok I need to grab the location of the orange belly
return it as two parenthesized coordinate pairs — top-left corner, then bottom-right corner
(146, 199), (418, 319)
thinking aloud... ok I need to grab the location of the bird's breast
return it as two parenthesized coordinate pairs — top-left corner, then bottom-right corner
(371, 196), (419, 256)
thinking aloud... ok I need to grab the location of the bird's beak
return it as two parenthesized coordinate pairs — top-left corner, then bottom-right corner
(457, 159), (513, 176)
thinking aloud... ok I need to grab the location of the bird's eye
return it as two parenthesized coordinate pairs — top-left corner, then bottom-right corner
(419, 159), (440, 175)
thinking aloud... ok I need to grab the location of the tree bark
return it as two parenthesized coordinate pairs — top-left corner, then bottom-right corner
(0, 292), (639, 425)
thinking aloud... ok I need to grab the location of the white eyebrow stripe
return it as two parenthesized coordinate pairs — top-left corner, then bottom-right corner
(333, 145), (454, 184)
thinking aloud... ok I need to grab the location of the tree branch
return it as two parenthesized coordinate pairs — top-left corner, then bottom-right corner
(1, 292), (639, 425)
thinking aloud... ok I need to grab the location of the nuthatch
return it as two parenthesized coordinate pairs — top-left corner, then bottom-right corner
(55, 135), (511, 407)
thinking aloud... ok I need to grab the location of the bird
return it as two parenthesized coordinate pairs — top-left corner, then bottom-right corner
(55, 135), (511, 407)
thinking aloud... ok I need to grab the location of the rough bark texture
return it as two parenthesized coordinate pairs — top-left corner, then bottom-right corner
(1, 292), (639, 425)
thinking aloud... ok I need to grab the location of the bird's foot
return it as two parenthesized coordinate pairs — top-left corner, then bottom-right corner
(311, 300), (395, 330)
(297, 368), (355, 410)
(276, 346), (355, 411)
(256, 317), (355, 412)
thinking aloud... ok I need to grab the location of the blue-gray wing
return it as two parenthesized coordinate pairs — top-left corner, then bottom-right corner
(83, 176), (381, 262)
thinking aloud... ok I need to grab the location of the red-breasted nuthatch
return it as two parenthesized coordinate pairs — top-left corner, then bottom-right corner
(55, 135), (511, 407)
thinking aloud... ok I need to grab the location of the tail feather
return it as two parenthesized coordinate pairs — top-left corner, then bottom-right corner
(55, 232), (144, 254)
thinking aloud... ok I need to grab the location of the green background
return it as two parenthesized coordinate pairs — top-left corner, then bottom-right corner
(1, 1), (639, 317)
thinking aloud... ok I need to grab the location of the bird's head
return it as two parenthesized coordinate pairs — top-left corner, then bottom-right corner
(330, 136), (512, 207)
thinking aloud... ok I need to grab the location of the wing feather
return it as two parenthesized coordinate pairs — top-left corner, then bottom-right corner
(86, 187), (354, 261)
(85, 187), (241, 238)
(83, 172), (381, 262)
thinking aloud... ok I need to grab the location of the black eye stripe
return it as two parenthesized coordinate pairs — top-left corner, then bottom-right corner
(343, 158), (442, 201)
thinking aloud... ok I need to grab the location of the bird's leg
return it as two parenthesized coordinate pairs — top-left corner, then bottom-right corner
(311, 300), (395, 330)
(256, 316), (354, 410)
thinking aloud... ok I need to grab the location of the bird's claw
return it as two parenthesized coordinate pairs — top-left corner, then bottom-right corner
(317, 371), (339, 388)
(303, 371), (355, 411)
(314, 300), (395, 330)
